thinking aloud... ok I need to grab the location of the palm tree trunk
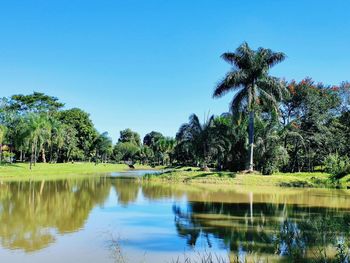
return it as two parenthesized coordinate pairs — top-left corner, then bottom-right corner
(41, 148), (46, 163)
(56, 148), (60, 163)
(248, 110), (254, 171)
(50, 143), (53, 163)
(34, 140), (37, 166)
(30, 143), (34, 170)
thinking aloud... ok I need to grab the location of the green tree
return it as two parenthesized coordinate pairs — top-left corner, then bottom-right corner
(143, 131), (165, 165)
(95, 132), (113, 163)
(254, 116), (288, 174)
(282, 79), (341, 172)
(210, 114), (242, 170)
(156, 136), (176, 165)
(6, 92), (64, 114)
(60, 125), (79, 162)
(113, 142), (140, 163)
(176, 114), (215, 169)
(213, 42), (286, 171)
(139, 145), (154, 165)
(59, 108), (98, 160)
(24, 114), (51, 169)
(0, 125), (6, 163)
(118, 128), (141, 146)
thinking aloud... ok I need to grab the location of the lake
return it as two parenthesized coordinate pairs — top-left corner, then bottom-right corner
(0, 171), (349, 262)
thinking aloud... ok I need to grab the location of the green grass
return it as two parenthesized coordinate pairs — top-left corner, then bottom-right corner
(1, 163), (349, 189)
(0, 162), (159, 180)
(144, 168), (350, 189)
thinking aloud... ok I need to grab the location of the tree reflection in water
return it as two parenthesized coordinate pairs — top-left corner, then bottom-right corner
(111, 179), (140, 205)
(172, 200), (350, 262)
(0, 178), (111, 252)
(0, 178), (349, 262)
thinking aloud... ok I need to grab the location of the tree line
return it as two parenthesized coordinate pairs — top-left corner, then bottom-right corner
(1, 43), (349, 176)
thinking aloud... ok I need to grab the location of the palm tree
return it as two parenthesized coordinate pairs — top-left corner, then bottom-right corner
(157, 137), (176, 165)
(25, 114), (51, 169)
(176, 114), (215, 169)
(213, 42), (286, 171)
(49, 118), (66, 162)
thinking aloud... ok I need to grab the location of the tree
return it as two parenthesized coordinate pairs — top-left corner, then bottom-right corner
(113, 142), (140, 163)
(143, 131), (165, 165)
(254, 116), (288, 174)
(213, 42), (286, 171)
(0, 125), (6, 163)
(59, 108), (98, 160)
(60, 125), (79, 162)
(176, 114), (215, 169)
(95, 132), (113, 163)
(143, 131), (163, 149)
(282, 79), (341, 172)
(156, 136), (176, 165)
(6, 92), (64, 114)
(339, 111), (350, 158)
(210, 114), (242, 171)
(24, 114), (51, 169)
(139, 145), (154, 165)
(118, 129), (141, 146)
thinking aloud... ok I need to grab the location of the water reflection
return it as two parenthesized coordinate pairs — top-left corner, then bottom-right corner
(0, 177), (349, 262)
(172, 193), (350, 261)
(111, 179), (139, 205)
(0, 178), (110, 252)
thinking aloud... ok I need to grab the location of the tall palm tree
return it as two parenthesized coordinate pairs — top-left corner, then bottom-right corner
(213, 42), (286, 171)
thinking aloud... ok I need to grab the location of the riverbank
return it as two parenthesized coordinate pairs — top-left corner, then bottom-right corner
(143, 168), (350, 189)
(1, 163), (349, 189)
(0, 162), (158, 180)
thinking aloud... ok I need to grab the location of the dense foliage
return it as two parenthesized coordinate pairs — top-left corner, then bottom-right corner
(1, 43), (349, 177)
(0, 92), (112, 166)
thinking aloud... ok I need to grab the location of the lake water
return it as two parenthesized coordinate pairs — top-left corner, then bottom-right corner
(0, 171), (349, 262)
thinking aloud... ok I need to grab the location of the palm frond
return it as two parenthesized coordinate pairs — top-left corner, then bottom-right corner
(221, 52), (240, 66)
(257, 76), (287, 101)
(266, 51), (286, 67)
(257, 47), (286, 68)
(189, 114), (202, 133)
(213, 71), (246, 98)
(230, 89), (248, 122)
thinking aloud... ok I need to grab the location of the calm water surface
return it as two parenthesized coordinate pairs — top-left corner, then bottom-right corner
(0, 171), (349, 262)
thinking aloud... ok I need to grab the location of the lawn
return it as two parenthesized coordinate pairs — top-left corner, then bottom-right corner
(0, 162), (158, 180)
(143, 167), (350, 189)
(1, 163), (349, 189)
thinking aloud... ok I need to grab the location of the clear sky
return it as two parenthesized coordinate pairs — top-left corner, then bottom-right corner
(0, 0), (349, 142)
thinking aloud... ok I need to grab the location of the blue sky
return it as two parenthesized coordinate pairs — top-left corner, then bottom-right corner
(0, 0), (349, 142)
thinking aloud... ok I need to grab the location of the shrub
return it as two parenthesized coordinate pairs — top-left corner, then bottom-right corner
(324, 153), (350, 180)
(1, 151), (15, 163)
(261, 146), (289, 175)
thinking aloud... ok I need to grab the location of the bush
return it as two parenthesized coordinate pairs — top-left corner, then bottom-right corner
(1, 151), (15, 163)
(261, 146), (289, 175)
(324, 153), (350, 180)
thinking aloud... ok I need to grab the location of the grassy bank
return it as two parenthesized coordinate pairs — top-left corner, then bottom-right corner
(143, 167), (350, 189)
(0, 162), (158, 179)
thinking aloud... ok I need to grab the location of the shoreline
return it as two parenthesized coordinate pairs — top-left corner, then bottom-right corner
(142, 168), (350, 189)
(0, 162), (160, 181)
(1, 163), (349, 189)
